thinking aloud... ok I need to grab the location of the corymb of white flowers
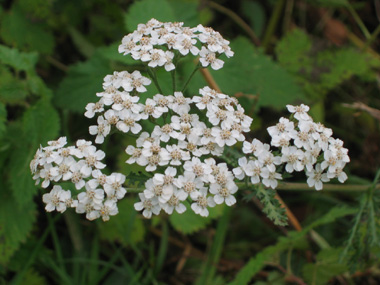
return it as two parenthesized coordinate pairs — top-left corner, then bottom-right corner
(30, 19), (349, 222)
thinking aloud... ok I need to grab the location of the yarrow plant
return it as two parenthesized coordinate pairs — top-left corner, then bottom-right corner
(30, 19), (349, 223)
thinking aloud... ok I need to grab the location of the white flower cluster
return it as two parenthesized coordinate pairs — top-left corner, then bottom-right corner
(30, 137), (126, 221)
(118, 18), (234, 70)
(233, 104), (350, 190)
(120, 86), (253, 218)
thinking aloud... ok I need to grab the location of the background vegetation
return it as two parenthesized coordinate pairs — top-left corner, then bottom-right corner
(1, 0), (380, 283)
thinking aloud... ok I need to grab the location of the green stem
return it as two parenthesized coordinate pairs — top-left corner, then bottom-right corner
(182, 64), (200, 93)
(347, 3), (371, 39)
(262, 0), (286, 51)
(147, 68), (163, 94)
(47, 213), (68, 276)
(171, 68), (177, 93)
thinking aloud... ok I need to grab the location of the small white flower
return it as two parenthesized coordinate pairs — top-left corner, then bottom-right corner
(134, 193), (161, 218)
(199, 47), (224, 70)
(306, 164), (329, 190)
(89, 116), (111, 144)
(191, 188), (215, 217)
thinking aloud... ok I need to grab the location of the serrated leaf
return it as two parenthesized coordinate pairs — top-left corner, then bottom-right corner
(302, 248), (347, 285)
(0, 189), (36, 266)
(55, 54), (112, 113)
(169, 201), (224, 234)
(9, 99), (60, 206)
(254, 185), (288, 226)
(0, 45), (38, 72)
(276, 28), (312, 74)
(98, 198), (145, 246)
(0, 67), (28, 104)
(318, 48), (380, 88)
(0, 5), (54, 54)
(212, 37), (306, 108)
(124, 0), (175, 32)
(22, 99), (60, 147)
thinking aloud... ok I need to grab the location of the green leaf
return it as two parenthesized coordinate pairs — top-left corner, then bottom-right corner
(169, 201), (225, 234)
(0, 102), (7, 138)
(9, 99), (60, 206)
(276, 28), (312, 74)
(98, 42), (138, 66)
(302, 248), (347, 285)
(317, 48), (380, 89)
(168, 0), (205, 27)
(0, 45), (38, 72)
(55, 54), (112, 113)
(98, 198), (145, 246)
(124, 0), (175, 32)
(0, 5), (54, 54)
(22, 99), (60, 147)
(0, 189), (36, 266)
(230, 206), (356, 285)
(253, 185), (288, 226)
(212, 37), (306, 108)
(241, 0), (266, 37)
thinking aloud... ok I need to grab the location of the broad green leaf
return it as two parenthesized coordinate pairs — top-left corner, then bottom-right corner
(124, 0), (175, 32)
(168, 0), (204, 27)
(0, 5), (54, 54)
(0, 67), (28, 104)
(0, 45), (38, 72)
(22, 99), (60, 147)
(0, 189), (36, 266)
(169, 201), (225, 234)
(98, 198), (145, 246)
(9, 99), (60, 206)
(55, 55), (112, 113)
(212, 37), (306, 108)
(241, 0), (266, 37)
(302, 248), (347, 285)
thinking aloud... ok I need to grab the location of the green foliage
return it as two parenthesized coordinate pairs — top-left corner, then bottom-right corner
(125, 0), (176, 31)
(302, 248), (347, 285)
(240, 0), (266, 37)
(125, 0), (208, 32)
(230, 206), (356, 284)
(0, 4), (54, 54)
(98, 198), (145, 246)
(0, 189), (36, 266)
(276, 28), (380, 99)
(0, 44), (38, 72)
(55, 54), (113, 113)
(169, 202), (225, 234)
(0, 102), (7, 138)
(212, 37), (306, 108)
(253, 185), (288, 226)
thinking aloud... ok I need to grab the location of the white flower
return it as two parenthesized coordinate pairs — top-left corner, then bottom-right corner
(286, 104), (311, 121)
(242, 139), (264, 156)
(85, 101), (104, 118)
(162, 189), (187, 215)
(89, 116), (111, 144)
(210, 180), (238, 206)
(152, 167), (177, 196)
(43, 185), (70, 212)
(306, 164), (329, 190)
(116, 110), (142, 134)
(93, 200), (119, 221)
(176, 171), (203, 200)
(199, 47), (224, 70)
(160, 144), (190, 166)
(80, 148), (106, 177)
(281, 146), (304, 173)
(134, 193), (161, 218)
(262, 170), (282, 189)
(144, 178), (172, 203)
(104, 173), (127, 201)
(191, 188), (215, 217)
